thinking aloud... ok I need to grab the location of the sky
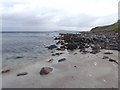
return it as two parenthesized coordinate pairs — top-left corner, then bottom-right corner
(0, 0), (119, 31)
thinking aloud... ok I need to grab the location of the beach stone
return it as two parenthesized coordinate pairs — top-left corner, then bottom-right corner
(48, 58), (54, 63)
(102, 56), (109, 59)
(40, 67), (53, 75)
(51, 51), (55, 53)
(61, 42), (64, 45)
(56, 52), (63, 56)
(91, 44), (101, 54)
(56, 41), (61, 44)
(81, 50), (88, 54)
(47, 45), (57, 50)
(58, 58), (66, 62)
(55, 53), (61, 56)
(52, 53), (63, 56)
(57, 45), (66, 51)
(66, 43), (78, 50)
(56, 48), (64, 51)
(74, 65), (77, 68)
(51, 54), (56, 56)
(73, 53), (77, 55)
(54, 37), (60, 40)
(1, 69), (10, 74)
(109, 58), (118, 64)
(17, 72), (28, 76)
(15, 56), (23, 59)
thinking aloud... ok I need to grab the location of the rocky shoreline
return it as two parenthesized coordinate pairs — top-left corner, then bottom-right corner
(50, 32), (119, 52)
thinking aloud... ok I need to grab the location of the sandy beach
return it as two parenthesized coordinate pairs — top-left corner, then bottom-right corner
(2, 48), (118, 88)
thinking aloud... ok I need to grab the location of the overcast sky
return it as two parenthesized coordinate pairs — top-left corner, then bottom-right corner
(0, 0), (119, 31)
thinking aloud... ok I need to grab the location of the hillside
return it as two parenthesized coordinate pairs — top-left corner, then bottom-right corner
(91, 21), (120, 32)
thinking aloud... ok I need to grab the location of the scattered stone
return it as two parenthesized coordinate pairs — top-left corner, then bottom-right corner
(56, 46), (65, 51)
(56, 53), (61, 56)
(109, 58), (119, 64)
(91, 44), (101, 54)
(102, 56), (109, 59)
(46, 45), (57, 50)
(73, 53), (77, 55)
(17, 72), (28, 76)
(48, 58), (54, 63)
(40, 67), (53, 75)
(1, 69), (10, 74)
(56, 48), (62, 50)
(81, 50), (88, 54)
(74, 65), (77, 68)
(66, 43), (78, 51)
(15, 56), (23, 59)
(58, 58), (66, 62)
(51, 51), (55, 53)
(51, 54), (56, 56)
(52, 53), (63, 56)
(54, 37), (60, 40)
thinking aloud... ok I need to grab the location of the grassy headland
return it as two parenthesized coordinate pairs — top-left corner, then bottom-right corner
(91, 20), (120, 32)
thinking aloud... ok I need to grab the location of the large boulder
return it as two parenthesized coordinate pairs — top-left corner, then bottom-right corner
(40, 67), (53, 75)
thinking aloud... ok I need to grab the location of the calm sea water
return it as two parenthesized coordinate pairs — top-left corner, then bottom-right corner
(2, 32), (59, 70)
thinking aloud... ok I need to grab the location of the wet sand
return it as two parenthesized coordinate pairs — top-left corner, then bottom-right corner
(2, 49), (118, 88)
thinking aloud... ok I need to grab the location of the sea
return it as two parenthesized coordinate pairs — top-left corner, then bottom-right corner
(1, 31), (60, 70)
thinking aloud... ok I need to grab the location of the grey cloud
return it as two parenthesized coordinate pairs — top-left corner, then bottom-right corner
(56, 14), (96, 27)
(2, 10), (60, 31)
(57, 14), (117, 30)
(2, 8), (117, 31)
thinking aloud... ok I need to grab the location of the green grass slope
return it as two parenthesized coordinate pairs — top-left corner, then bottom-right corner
(91, 21), (120, 32)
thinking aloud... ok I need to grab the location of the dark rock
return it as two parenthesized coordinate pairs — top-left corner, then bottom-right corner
(91, 44), (101, 54)
(74, 65), (77, 68)
(1, 69), (10, 74)
(102, 56), (109, 59)
(56, 53), (61, 56)
(81, 50), (88, 54)
(51, 51), (55, 53)
(73, 53), (77, 55)
(52, 53), (63, 56)
(15, 56), (23, 59)
(46, 45), (57, 50)
(40, 67), (53, 75)
(56, 45), (65, 51)
(58, 58), (66, 62)
(66, 43), (78, 51)
(56, 40), (64, 45)
(48, 58), (53, 63)
(17, 72), (28, 76)
(109, 58), (118, 64)
(51, 54), (56, 56)
(54, 37), (60, 40)
(57, 52), (63, 55)
(56, 41), (61, 44)
(56, 48), (61, 50)
(61, 42), (64, 45)
(58, 32), (119, 51)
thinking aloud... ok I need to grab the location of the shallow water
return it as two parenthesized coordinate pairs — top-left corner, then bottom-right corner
(1, 32), (58, 70)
